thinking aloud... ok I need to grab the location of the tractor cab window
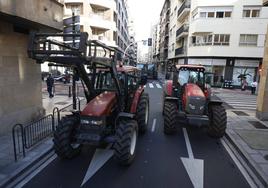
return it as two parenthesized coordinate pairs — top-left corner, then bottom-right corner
(178, 69), (204, 87)
(95, 71), (117, 91)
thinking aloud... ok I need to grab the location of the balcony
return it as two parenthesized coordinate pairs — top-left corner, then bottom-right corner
(264, 0), (268, 6)
(87, 13), (116, 31)
(64, 0), (83, 4)
(175, 47), (185, 56)
(89, 0), (116, 10)
(176, 24), (189, 40)
(177, 0), (190, 22)
(0, 0), (63, 30)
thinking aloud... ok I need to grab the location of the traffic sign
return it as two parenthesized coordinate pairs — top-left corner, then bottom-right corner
(63, 16), (80, 26)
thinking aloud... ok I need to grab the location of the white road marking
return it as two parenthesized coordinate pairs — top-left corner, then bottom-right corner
(221, 139), (257, 188)
(144, 85), (147, 88)
(14, 154), (57, 188)
(151, 119), (156, 132)
(156, 83), (162, 88)
(181, 128), (204, 188)
(81, 147), (114, 187)
(149, 83), (154, 88)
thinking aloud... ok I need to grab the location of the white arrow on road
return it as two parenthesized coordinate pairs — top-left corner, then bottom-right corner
(181, 128), (204, 188)
(81, 147), (114, 187)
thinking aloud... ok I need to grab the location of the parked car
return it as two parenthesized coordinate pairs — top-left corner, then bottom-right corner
(53, 74), (71, 83)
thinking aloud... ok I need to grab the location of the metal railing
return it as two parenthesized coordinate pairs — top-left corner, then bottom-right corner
(177, 0), (190, 18)
(176, 24), (189, 37)
(175, 47), (185, 56)
(12, 98), (86, 161)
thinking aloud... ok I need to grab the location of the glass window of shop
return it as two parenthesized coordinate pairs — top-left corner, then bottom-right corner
(232, 67), (255, 86)
(203, 65), (225, 87)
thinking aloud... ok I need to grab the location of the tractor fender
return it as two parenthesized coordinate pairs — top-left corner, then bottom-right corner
(208, 95), (223, 106)
(163, 80), (173, 97)
(130, 86), (144, 113)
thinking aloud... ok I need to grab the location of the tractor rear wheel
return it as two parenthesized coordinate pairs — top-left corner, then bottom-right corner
(207, 105), (227, 138)
(114, 119), (138, 166)
(163, 101), (177, 134)
(53, 116), (81, 159)
(136, 92), (149, 134)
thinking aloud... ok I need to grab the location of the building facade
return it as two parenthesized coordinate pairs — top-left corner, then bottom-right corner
(0, 0), (63, 134)
(64, 0), (130, 52)
(152, 22), (160, 63)
(159, 0), (171, 65)
(159, 0), (268, 87)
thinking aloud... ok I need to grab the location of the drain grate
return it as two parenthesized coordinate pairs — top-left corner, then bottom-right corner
(55, 102), (68, 105)
(232, 111), (249, 116)
(248, 121), (268, 129)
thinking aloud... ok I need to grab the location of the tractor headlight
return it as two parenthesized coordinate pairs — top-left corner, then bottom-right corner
(81, 119), (104, 126)
(189, 104), (196, 110)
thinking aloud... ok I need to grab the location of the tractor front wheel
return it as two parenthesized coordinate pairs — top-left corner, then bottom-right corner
(207, 105), (227, 138)
(114, 119), (138, 166)
(136, 92), (149, 134)
(53, 116), (81, 159)
(163, 101), (177, 134)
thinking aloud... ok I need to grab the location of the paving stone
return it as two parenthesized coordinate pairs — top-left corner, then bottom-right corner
(250, 154), (268, 164)
(260, 164), (268, 177)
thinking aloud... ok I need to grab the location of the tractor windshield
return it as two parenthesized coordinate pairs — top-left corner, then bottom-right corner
(178, 69), (204, 86)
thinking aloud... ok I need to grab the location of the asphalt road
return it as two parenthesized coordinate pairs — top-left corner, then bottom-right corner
(23, 81), (250, 188)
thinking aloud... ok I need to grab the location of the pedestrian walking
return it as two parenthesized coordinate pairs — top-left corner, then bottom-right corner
(46, 74), (54, 98)
(251, 80), (257, 95)
(241, 78), (248, 91)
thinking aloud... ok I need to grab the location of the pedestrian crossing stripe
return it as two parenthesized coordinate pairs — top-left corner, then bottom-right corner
(156, 83), (162, 88)
(149, 83), (154, 88)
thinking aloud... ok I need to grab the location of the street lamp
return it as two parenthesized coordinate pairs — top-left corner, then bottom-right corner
(122, 40), (147, 63)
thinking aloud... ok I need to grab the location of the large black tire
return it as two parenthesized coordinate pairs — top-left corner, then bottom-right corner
(114, 119), (138, 166)
(53, 116), (81, 159)
(136, 92), (149, 134)
(163, 101), (177, 134)
(207, 105), (227, 138)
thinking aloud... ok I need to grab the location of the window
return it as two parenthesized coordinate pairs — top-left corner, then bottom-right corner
(214, 34), (230, 45)
(191, 35), (212, 46)
(224, 11), (232, 17)
(216, 11), (224, 18)
(172, 43), (175, 51)
(208, 12), (215, 18)
(200, 12), (207, 18)
(239, 34), (258, 46)
(252, 10), (260, 17)
(243, 8), (260, 18)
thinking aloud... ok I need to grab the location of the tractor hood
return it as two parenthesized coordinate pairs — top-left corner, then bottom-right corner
(81, 91), (116, 116)
(183, 84), (206, 115)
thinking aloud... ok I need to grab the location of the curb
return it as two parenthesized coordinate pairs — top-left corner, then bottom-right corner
(0, 146), (53, 188)
(225, 130), (268, 187)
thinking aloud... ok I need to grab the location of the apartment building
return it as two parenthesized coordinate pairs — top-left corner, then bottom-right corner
(0, 0), (63, 134)
(64, 0), (117, 47)
(152, 23), (160, 62)
(159, 0), (171, 64)
(159, 0), (268, 87)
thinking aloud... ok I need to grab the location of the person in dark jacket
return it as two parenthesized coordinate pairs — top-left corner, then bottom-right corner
(46, 74), (54, 98)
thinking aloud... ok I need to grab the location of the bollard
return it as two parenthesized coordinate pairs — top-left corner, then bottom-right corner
(68, 85), (71, 97)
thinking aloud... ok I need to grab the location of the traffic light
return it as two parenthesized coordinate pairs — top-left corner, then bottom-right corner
(148, 38), (152, 46)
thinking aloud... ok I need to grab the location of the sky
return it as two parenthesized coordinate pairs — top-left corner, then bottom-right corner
(127, 0), (164, 41)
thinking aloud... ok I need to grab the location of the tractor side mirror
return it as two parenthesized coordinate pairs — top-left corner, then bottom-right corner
(140, 75), (147, 85)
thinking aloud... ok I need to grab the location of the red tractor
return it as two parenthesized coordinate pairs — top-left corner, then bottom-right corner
(163, 64), (226, 138)
(28, 32), (149, 165)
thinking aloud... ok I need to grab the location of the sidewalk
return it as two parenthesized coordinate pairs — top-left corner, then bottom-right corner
(213, 88), (268, 186)
(0, 93), (83, 187)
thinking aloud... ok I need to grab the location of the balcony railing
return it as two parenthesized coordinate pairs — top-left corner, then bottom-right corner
(176, 24), (189, 38)
(177, 0), (190, 19)
(175, 47), (185, 56)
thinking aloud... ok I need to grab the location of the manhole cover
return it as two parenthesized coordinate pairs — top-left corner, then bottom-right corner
(55, 102), (68, 105)
(232, 111), (249, 116)
(264, 155), (268, 161)
(248, 121), (268, 129)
